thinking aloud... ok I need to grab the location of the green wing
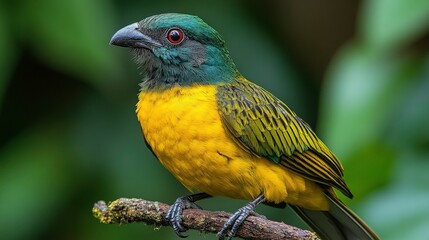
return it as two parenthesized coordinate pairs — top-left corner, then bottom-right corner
(216, 78), (352, 198)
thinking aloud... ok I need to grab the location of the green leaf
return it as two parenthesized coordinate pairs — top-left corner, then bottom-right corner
(359, 152), (429, 239)
(320, 34), (429, 239)
(319, 44), (422, 158)
(342, 142), (395, 201)
(388, 56), (429, 151)
(360, 0), (429, 52)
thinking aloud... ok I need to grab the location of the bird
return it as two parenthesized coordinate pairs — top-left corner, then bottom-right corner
(110, 13), (380, 240)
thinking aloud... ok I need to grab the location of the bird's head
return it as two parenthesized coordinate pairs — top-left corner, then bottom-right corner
(110, 13), (238, 90)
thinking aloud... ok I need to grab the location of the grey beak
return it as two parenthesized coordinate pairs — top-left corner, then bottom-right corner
(109, 23), (161, 48)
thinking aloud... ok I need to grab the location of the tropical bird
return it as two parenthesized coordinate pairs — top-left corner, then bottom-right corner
(110, 13), (380, 240)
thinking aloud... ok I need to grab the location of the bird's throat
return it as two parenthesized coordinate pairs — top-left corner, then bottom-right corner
(135, 49), (239, 91)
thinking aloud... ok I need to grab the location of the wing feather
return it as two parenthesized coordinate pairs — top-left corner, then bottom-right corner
(216, 78), (352, 198)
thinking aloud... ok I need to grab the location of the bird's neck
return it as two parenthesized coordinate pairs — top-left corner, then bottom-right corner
(139, 50), (239, 91)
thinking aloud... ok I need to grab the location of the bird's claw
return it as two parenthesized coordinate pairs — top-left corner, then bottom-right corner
(165, 196), (203, 238)
(217, 194), (265, 240)
(166, 200), (187, 237)
(217, 204), (254, 240)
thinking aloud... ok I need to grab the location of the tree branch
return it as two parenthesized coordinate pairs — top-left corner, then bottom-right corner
(92, 198), (319, 240)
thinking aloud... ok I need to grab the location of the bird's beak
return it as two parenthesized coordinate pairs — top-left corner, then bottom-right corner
(109, 23), (161, 49)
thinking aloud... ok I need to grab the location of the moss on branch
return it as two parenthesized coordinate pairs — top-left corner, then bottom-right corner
(93, 198), (319, 240)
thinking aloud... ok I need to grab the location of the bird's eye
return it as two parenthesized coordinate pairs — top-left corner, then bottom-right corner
(166, 28), (184, 45)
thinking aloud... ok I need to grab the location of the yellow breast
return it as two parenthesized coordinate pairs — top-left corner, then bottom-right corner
(136, 85), (329, 210)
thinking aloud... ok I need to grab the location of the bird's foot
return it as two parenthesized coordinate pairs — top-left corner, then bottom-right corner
(165, 193), (211, 238)
(217, 194), (265, 240)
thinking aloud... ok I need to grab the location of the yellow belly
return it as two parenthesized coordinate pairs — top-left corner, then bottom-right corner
(136, 85), (329, 210)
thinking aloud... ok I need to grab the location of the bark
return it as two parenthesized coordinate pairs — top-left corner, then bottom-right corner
(93, 198), (320, 240)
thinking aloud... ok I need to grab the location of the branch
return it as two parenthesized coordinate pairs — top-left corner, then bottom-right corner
(92, 198), (320, 240)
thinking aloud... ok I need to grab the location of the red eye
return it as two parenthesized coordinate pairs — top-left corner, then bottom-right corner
(167, 28), (184, 44)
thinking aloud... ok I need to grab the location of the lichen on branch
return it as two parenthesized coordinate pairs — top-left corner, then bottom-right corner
(92, 198), (319, 240)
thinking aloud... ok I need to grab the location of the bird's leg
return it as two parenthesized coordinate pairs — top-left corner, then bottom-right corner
(217, 194), (265, 240)
(166, 192), (211, 238)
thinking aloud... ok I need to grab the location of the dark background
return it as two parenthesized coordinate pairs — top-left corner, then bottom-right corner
(1, 0), (429, 239)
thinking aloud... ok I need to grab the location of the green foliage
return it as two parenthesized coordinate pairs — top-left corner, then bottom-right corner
(14, 0), (122, 90)
(0, 3), (16, 108)
(0, 127), (72, 240)
(319, 0), (429, 238)
(0, 0), (428, 239)
(361, 0), (429, 52)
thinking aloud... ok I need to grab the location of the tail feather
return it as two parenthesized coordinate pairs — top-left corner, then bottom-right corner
(290, 192), (380, 240)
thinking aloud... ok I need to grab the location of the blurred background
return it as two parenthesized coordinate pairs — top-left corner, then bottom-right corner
(1, 0), (429, 239)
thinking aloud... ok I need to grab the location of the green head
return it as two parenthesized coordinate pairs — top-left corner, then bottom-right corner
(110, 13), (238, 89)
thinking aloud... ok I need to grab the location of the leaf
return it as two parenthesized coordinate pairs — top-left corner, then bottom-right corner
(360, 0), (429, 52)
(359, 152), (429, 239)
(319, 30), (429, 239)
(341, 142), (395, 201)
(388, 56), (429, 151)
(319, 44), (422, 158)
